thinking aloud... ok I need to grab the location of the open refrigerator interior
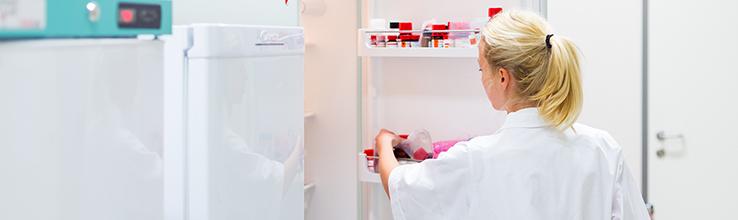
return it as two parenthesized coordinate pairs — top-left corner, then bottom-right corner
(357, 0), (546, 219)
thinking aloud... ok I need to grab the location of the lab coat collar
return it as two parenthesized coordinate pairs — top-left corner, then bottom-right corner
(500, 108), (551, 129)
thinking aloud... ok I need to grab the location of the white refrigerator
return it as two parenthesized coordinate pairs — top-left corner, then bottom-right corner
(163, 24), (305, 220)
(0, 39), (164, 219)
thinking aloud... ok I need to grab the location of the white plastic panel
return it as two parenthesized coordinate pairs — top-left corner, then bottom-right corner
(186, 54), (304, 220)
(0, 39), (163, 220)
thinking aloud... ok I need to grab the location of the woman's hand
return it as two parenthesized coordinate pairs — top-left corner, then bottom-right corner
(375, 129), (402, 199)
(375, 128), (402, 152)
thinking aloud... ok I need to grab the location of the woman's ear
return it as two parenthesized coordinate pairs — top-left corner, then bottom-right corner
(498, 67), (510, 88)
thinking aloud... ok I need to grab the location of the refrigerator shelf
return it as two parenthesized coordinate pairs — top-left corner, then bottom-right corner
(304, 183), (316, 212)
(358, 153), (381, 183)
(358, 153), (423, 184)
(357, 29), (478, 58)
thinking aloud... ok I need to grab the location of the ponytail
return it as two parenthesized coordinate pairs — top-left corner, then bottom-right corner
(533, 35), (582, 129)
(481, 10), (583, 129)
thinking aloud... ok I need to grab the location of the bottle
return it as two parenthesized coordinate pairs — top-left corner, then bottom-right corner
(421, 32), (432, 48)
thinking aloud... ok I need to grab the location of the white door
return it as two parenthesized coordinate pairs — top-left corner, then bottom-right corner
(0, 39), (164, 220)
(186, 55), (304, 220)
(648, 0), (738, 219)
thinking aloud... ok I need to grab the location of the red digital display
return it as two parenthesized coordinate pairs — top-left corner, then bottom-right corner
(119, 9), (136, 23)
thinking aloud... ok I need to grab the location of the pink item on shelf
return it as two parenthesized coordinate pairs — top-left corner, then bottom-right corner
(448, 21), (471, 39)
(432, 139), (466, 159)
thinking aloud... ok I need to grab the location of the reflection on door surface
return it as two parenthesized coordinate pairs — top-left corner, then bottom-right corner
(187, 55), (304, 220)
(0, 41), (164, 220)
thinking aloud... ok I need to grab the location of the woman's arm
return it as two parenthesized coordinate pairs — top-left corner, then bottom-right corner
(375, 129), (401, 199)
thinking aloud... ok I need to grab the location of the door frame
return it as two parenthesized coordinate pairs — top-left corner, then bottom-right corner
(641, 0), (649, 203)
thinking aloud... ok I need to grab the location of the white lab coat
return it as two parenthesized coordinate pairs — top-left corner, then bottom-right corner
(388, 108), (650, 220)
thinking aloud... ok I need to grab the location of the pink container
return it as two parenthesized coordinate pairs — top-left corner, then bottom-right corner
(432, 139), (465, 159)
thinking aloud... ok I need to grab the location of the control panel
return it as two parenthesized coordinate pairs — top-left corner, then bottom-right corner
(118, 2), (161, 29)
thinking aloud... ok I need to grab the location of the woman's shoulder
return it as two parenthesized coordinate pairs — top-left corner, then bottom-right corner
(571, 123), (624, 156)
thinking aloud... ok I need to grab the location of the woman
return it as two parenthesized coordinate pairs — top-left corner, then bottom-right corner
(375, 11), (650, 220)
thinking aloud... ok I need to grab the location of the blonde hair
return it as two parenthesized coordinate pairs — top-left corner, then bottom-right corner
(481, 10), (583, 129)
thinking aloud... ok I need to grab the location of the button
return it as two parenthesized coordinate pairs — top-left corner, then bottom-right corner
(119, 9), (135, 23)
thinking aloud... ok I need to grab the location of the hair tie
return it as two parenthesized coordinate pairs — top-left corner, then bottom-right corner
(545, 34), (554, 49)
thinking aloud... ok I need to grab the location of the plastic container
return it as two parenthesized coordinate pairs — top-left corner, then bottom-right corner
(386, 35), (398, 48)
(396, 130), (433, 160)
(399, 22), (413, 36)
(432, 139), (465, 159)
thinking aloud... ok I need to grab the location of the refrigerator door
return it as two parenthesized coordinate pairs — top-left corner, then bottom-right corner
(0, 39), (164, 220)
(180, 25), (304, 220)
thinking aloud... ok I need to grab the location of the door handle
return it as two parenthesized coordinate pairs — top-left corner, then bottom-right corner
(255, 42), (286, 46)
(655, 131), (686, 158)
(656, 131), (683, 141)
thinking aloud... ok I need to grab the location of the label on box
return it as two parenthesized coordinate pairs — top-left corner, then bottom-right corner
(0, 0), (46, 30)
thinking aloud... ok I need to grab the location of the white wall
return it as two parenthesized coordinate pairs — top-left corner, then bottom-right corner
(548, 0), (644, 189)
(301, 0), (360, 219)
(173, 0), (300, 26)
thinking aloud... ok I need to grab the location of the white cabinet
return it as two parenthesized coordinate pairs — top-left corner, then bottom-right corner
(0, 39), (164, 220)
